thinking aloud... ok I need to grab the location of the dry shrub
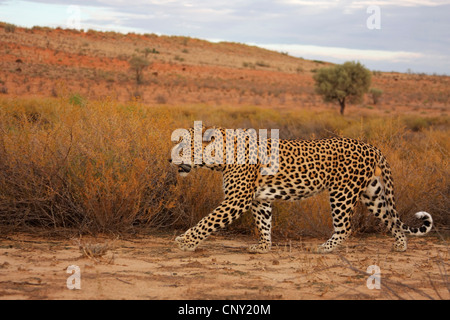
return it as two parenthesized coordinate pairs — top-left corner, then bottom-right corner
(0, 97), (178, 232)
(0, 97), (448, 238)
(171, 170), (224, 228)
(77, 240), (110, 259)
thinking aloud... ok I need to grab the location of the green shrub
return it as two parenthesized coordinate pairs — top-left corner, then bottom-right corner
(69, 93), (86, 107)
(369, 87), (383, 105)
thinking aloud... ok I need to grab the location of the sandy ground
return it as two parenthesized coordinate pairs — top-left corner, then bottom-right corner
(0, 232), (448, 300)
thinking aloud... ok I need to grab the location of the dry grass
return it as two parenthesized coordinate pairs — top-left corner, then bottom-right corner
(75, 239), (110, 259)
(0, 96), (448, 238)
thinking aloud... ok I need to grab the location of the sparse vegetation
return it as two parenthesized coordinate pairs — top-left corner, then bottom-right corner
(1, 23), (448, 112)
(242, 61), (271, 69)
(242, 62), (255, 69)
(255, 61), (270, 68)
(174, 55), (185, 62)
(143, 47), (160, 57)
(155, 94), (167, 104)
(296, 66), (304, 73)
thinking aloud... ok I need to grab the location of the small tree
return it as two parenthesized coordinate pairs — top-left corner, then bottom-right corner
(314, 61), (372, 115)
(369, 87), (383, 105)
(129, 56), (150, 85)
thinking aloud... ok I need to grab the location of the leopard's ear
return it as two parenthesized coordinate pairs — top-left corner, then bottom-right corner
(202, 125), (216, 134)
(374, 166), (382, 177)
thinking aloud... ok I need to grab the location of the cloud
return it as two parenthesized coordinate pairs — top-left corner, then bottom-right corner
(256, 43), (450, 74)
(348, 0), (450, 8)
(258, 43), (423, 62)
(280, 0), (340, 8)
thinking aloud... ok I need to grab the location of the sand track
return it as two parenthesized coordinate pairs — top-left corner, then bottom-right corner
(0, 233), (448, 300)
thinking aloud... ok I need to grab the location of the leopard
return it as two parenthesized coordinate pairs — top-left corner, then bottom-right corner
(170, 125), (433, 253)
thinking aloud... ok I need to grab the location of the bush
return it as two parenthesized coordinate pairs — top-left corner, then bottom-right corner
(369, 87), (383, 105)
(4, 23), (16, 33)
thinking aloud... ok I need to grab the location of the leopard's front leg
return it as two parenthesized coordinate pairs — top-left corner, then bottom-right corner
(175, 197), (252, 251)
(175, 165), (257, 252)
(175, 229), (200, 252)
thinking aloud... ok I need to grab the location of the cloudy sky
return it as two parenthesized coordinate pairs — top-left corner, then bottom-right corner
(1, 0), (449, 74)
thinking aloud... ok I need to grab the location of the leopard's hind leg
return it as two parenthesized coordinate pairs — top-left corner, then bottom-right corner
(317, 187), (358, 253)
(360, 176), (407, 251)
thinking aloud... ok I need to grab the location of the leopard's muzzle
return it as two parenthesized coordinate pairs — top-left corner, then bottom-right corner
(178, 163), (192, 174)
(169, 159), (191, 177)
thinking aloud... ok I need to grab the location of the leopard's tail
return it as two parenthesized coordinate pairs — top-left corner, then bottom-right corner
(378, 155), (433, 236)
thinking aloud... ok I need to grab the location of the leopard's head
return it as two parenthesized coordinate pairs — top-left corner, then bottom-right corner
(169, 124), (226, 177)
